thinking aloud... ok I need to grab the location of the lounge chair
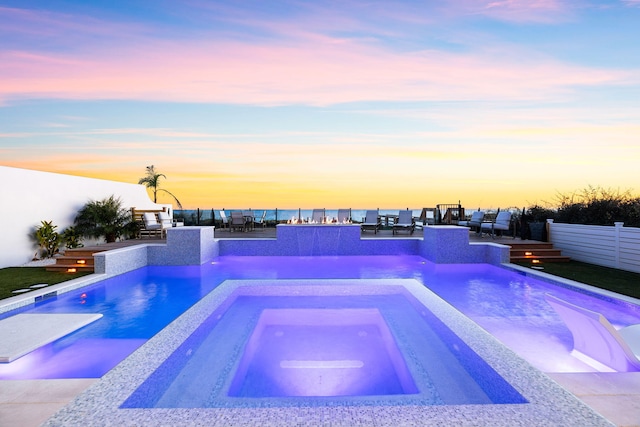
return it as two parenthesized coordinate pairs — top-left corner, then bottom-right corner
(545, 293), (640, 372)
(230, 211), (248, 232)
(219, 211), (229, 230)
(253, 210), (267, 230)
(480, 210), (513, 238)
(361, 210), (381, 234)
(142, 212), (170, 238)
(459, 210), (485, 233)
(392, 210), (415, 235)
(311, 209), (325, 223)
(337, 209), (351, 223)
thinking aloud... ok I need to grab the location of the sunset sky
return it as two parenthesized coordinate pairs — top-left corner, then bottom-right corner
(1, 1), (639, 209)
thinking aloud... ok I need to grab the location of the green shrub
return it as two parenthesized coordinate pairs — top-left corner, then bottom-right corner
(33, 220), (62, 258)
(74, 195), (134, 243)
(62, 226), (84, 249)
(523, 205), (557, 223)
(554, 186), (640, 226)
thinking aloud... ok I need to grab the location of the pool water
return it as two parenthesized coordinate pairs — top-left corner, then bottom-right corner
(228, 307), (418, 398)
(1, 256), (639, 380)
(122, 284), (527, 408)
(0, 266), (219, 379)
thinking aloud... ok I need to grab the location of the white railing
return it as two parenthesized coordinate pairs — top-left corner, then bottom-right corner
(548, 220), (640, 274)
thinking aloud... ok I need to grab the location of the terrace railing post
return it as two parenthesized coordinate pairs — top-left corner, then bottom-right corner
(197, 208), (200, 225)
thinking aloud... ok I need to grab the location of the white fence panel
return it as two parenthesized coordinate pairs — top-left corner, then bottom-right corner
(548, 221), (640, 273)
(619, 227), (640, 273)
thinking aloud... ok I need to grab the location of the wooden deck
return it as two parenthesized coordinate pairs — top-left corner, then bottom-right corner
(46, 239), (165, 273)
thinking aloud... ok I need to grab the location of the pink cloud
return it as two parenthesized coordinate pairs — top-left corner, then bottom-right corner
(0, 3), (634, 107)
(0, 34), (630, 107)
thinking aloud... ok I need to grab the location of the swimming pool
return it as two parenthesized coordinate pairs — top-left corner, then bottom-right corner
(2, 255), (639, 380)
(39, 260), (616, 426)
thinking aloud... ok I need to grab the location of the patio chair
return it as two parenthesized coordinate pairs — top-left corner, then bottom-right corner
(311, 209), (325, 223)
(480, 210), (513, 238)
(392, 210), (415, 235)
(253, 210), (267, 230)
(361, 210), (381, 234)
(459, 210), (485, 233)
(230, 211), (248, 232)
(243, 210), (255, 231)
(337, 209), (351, 223)
(545, 293), (640, 372)
(142, 212), (170, 238)
(158, 211), (173, 228)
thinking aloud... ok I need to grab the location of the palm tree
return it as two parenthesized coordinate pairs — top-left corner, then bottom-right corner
(138, 165), (183, 209)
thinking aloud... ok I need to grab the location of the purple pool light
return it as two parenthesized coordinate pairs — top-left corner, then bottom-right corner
(228, 308), (418, 397)
(3, 255), (639, 382)
(122, 280), (527, 408)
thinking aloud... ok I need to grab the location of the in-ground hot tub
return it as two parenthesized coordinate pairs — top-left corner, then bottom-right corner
(122, 280), (526, 408)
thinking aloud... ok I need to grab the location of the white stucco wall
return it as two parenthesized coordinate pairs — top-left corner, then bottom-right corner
(0, 166), (170, 268)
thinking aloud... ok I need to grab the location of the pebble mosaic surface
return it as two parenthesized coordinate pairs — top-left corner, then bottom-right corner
(44, 279), (613, 426)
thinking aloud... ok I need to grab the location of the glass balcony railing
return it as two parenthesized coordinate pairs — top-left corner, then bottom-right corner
(172, 206), (473, 228)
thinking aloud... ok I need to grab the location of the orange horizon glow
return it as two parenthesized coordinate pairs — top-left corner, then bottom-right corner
(4, 161), (634, 211)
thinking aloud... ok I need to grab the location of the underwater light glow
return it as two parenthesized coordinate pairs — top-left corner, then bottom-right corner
(228, 308), (418, 397)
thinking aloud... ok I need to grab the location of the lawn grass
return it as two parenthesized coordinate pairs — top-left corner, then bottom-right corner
(0, 267), (92, 300)
(513, 260), (640, 299)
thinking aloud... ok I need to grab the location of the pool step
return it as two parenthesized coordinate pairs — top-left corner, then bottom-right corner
(51, 256), (95, 266)
(45, 248), (103, 273)
(44, 264), (95, 273)
(508, 242), (570, 264)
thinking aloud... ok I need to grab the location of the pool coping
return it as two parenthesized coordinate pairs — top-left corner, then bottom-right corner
(504, 263), (640, 307)
(43, 278), (612, 426)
